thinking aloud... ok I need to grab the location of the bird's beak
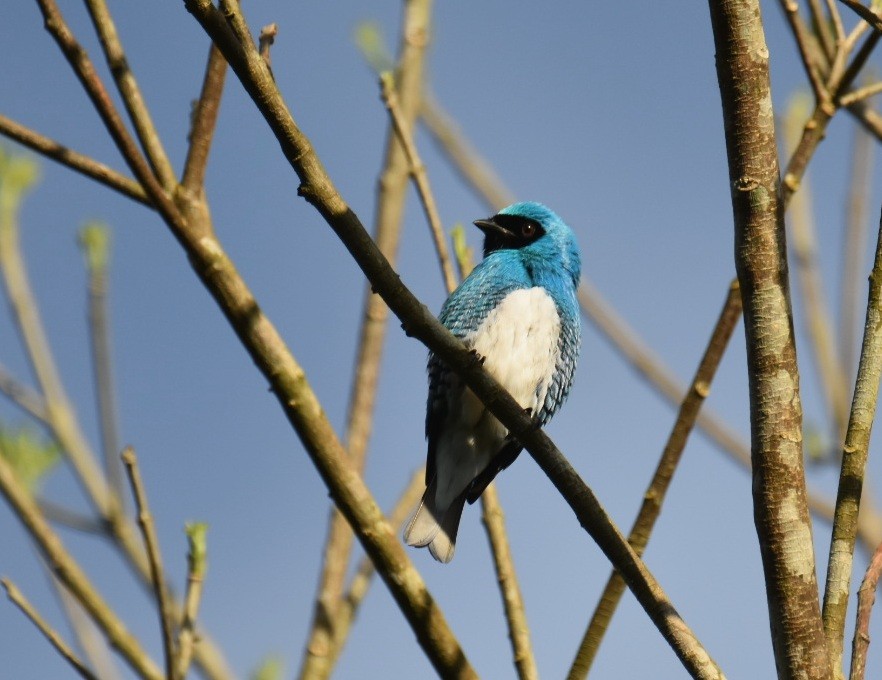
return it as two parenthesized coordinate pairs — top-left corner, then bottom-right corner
(473, 218), (509, 237)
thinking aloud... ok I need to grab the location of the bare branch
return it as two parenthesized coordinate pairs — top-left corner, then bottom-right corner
(176, 522), (207, 680)
(2, 577), (99, 680)
(480, 484), (539, 680)
(822, 203), (882, 674)
(568, 280), (743, 679)
(0, 115), (149, 205)
(0, 362), (48, 422)
(849, 540), (882, 680)
(838, 0), (882, 33)
(709, 0), (831, 676)
(185, 2), (725, 675)
(258, 24), (277, 68)
(379, 72), (457, 296)
(121, 447), (176, 680)
(83, 0), (177, 190)
(0, 450), (162, 680)
(181, 44), (228, 193)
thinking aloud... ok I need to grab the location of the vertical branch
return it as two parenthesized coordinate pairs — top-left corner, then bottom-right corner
(181, 44), (228, 194)
(176, 523), (208, 680)
(480, 484), (539, 680)
(121, 447), (176, 680)
(840, 121), (874, 380)
(567, 281), (743, 679)
(782, 95), (850, 439)
(299, 2), (434, 678)
(822, 203), (882, 674)
(79, 223), (125, 508)
(708, 1), (831, 678)
(848, 540), (882, 680)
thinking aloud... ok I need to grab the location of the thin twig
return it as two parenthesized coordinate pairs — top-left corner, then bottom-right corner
(186, 3), (725, 675)
(2, 577), (99, 680)
(781, 0), (833, 105)
(827, 0), (847, 44)
(849, 540), (882, 680)
(0, 159), (118, 519)
(480, 484), (539, 680)
(38, 499), (106, 535)
(181, 44), (228, 194)
(0, 449), (162, 680)
(0, 362), (48, 422)
(380, 72), (457, 301)
(840, 80), (882, 106)
(80, 223), (125, 508)
(568, 280), (743, 679)
(121, 447), (176, 680)
(810, 0), (838, 57)
(0, 115), (149, 206)
(822, 202), (882, 674)
(839, 0), (882, 33)
(46, 564), (122, 680)
(83, 0), (177, 191)
(258, 24), (277, 68)
(176, 523), (207, 680)
(299, 3), (433, 678)
(841, 120), (875, 380)
(783, 95), (850, 440)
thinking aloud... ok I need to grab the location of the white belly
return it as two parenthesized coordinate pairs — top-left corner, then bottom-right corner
(433, 288), (561, 506)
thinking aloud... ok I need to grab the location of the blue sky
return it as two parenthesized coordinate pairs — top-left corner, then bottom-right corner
(2, 1), (882, 678)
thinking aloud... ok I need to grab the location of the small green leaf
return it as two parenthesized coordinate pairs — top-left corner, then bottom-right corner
(353, 21), (394, 74)
(185, 521), (208, 577)
(78, 221), (112, 274)
(0, 423), (60, 492)
(249, 655), (284, 680)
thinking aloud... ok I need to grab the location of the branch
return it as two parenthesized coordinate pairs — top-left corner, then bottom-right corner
(299, 2), (434, 678)
(181, 43), (228, 193)
(568, 280), (743, 679)
(0, 362), (48, 422)
(708, 0), (831, 677)
(0, 114), (150, 205)
(83, 0), (177, 190)
(849, 540), (882, 680)
(2, 577), (99, 680)
(79, 222), (125, 507)
(0, 449), (162, 680)
(839, 0), (882, 33)
(121, 447), (176, 680)
(822, 202), (882, 673)
(480, 484), (538, 680)
(184, 2), (725, 676)
(380, 72), (457, 294)
(176, 522), (207, 680)
(840, 120), (875, 379)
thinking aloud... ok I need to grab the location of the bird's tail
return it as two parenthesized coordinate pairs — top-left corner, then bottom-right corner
(403, 479), (467, 564)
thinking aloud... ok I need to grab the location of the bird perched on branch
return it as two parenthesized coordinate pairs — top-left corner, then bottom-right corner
(404, 202), (581, 562)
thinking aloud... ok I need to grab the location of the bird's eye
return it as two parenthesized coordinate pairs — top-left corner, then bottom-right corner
(521, 222), (536, 238)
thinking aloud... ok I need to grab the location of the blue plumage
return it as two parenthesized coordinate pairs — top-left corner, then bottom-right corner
(404, 202), (581, 562)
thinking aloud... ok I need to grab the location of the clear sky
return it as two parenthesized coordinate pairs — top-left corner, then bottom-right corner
(2, 1), (881, 678)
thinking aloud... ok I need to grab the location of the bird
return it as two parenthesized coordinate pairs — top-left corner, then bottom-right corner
(404, 201), (581, 563)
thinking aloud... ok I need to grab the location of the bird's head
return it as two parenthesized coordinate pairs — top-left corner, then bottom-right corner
(473, 202), (581, 285)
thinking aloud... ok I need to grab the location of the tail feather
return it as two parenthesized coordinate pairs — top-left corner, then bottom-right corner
(404, 482), (468, 564)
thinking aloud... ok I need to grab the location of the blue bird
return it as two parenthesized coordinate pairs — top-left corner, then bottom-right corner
(404, 202), (581, 563)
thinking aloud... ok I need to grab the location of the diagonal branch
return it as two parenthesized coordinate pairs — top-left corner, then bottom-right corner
(2, 577), (100, 680)
(181, 44), (228, 194)
(0, 115), (149, 205)
(298, 2), (434, 678)
(848, 539), (882, 680)
(183, 2), (725, 676)
(83, 0), (177, 190)
(567, 280), (743, 679)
